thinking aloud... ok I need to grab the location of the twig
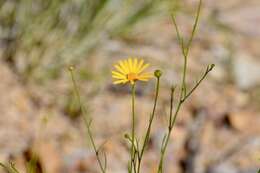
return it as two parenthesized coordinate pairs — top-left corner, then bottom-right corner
(69, 66), (106, 173)
(157, 0), (215, 172)
(137, 71), (162, 173)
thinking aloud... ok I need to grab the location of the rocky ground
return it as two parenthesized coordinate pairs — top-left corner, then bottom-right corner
(0, 0), (260, 173)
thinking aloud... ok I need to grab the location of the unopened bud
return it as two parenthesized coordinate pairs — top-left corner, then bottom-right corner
(124, 133), (130, 139)
(154, 69), (162, 78)
(68, 65), (75, 71)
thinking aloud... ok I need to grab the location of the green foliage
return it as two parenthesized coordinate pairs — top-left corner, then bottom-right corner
(0, 0), (177, 82)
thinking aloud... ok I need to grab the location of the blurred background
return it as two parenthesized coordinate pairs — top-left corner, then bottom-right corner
(0, 0), (259, 173)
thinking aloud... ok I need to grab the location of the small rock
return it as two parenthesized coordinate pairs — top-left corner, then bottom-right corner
(232, 53), (260, 90)
(209, 163), (239, 173)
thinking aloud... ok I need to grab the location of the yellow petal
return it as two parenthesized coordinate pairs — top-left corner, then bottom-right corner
(138, 63), (150, 73)
(138, 73), (153, 80)
(133, 58), (138, 72)
(112, 71), (125, 78)
(119, 60), (128, 74)
(137, 59), (144, 72)
(138, 77), (151, 80)
(123, 60), (130, 73)
(139, 73), (153, 77)
(112, 75), (126, 79)
(138, 76), (151, 80)
(112, 58), (152, 84)
(114, 64), (126, 75)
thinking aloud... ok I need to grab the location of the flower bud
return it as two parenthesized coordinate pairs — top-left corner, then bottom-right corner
(124, 133), (130, 139)
(154, 69), (162, 78)
(68, 65), (75, 71)
(210, 64), (215, 69)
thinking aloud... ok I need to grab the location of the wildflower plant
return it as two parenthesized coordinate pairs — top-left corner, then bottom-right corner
(0, 0), (215, 173)
(68, 1), (214, 173)
(112, 58), (161, 173)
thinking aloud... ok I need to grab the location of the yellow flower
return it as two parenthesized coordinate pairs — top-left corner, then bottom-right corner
(112, 58), (153, 85)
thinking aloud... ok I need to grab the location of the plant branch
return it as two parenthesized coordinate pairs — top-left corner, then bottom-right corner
(130, 83), (137, 173)
(137, 74), (161, 173)
(156, 0), (213, 172)
(181, 64), (214, 102)
(0, 162), (20, 173)
(69, 67), (106, 173)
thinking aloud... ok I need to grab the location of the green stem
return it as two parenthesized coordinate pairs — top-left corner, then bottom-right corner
(69, 68), (106, 173)
(130, 83), (136, 173)
(137, 76), (161, 173)
(157, 98), (181, 173)
(159, 66), (212, 173)
(157, 1), (204, 172)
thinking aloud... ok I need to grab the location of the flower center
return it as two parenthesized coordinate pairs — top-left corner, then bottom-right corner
(127, 73), (138, 81)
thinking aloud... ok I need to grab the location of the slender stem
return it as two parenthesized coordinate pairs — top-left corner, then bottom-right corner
(158, 133), (170, 173)
(10, 162), (20, 173)
(137, 76), (161, 173)
(182, 64), (214, 101)
(186, 0), (202, 56)
(157, 101), (182, 173)
(157, 1), (205, 172)
(0, 162), (20, 173)
(157, 88), (176, 173)
(168, 87), (175, 129)
(130, 83), (136, 173)
(69, 68), (106, 173)
(157, 64), (214, 173)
